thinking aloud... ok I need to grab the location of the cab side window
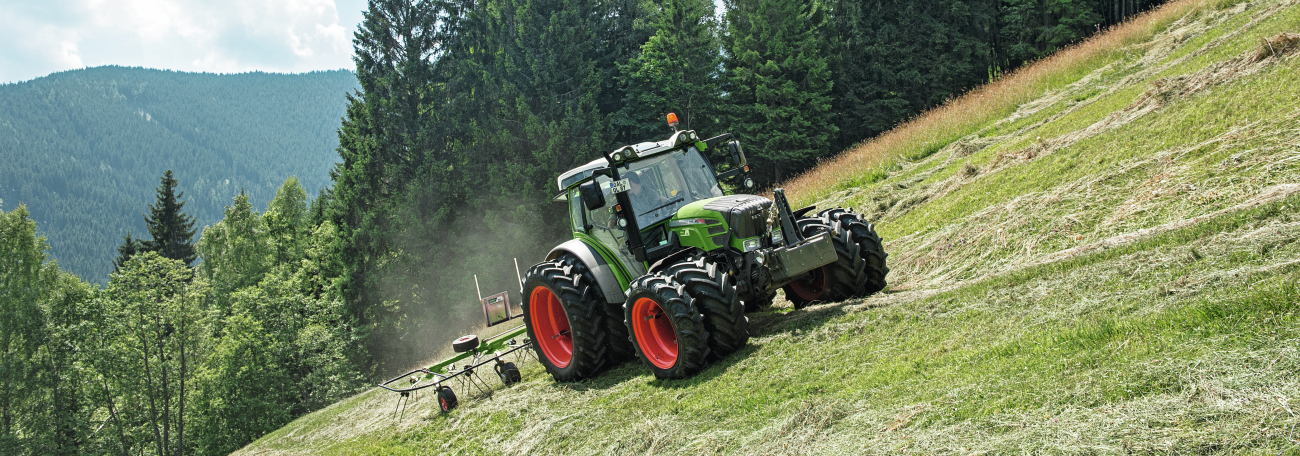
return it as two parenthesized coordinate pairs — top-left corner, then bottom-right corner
(569, 188), (585, 233)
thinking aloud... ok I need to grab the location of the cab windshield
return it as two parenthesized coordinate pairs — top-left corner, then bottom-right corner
(618, 146), (723, 229)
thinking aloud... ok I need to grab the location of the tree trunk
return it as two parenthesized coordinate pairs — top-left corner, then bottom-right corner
(177, 295), (186, 456)
(100, 378), (130, 456)
(139, 313), (165, 456)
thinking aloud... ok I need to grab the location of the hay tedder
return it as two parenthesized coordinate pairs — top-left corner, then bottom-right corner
(378, 275), (535, 413)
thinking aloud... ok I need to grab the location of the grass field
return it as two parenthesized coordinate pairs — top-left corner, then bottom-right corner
(236, 0), (1300, 453)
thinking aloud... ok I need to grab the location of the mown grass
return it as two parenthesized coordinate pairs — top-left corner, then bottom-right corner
(241, 193), (1300, 454)
(237, 0), (1300, 453)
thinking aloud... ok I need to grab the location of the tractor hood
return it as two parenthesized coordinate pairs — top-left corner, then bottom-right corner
(676, 194), (774, 241)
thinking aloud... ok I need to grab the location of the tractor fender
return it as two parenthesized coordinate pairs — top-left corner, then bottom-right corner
(545, 239), (627, 305)
(646, 247), (702, 275)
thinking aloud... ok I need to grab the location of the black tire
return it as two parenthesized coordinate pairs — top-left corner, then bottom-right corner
(452, 335), (479, 353)
(782, 207), (890, 308)
(437, 387), (458, 412)
(624, 270), (711, 380)
(783, 217), (838, 309)
(496, 362), (522, 385)
(522, 255), (612, 382)
(599, 293), (637, 364)
(818, 208), (889, 296)
(565, 253), (636, 364)
(662, 253), (748, 360)
(743, 292), (776, 313)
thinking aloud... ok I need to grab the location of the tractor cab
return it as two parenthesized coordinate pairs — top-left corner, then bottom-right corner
(556, 131), (737, 272)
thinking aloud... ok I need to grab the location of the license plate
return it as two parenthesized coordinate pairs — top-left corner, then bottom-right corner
(610, 178), (631, 193)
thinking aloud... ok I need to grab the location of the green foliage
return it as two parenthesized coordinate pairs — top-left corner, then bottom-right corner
(196, 191), (273, 315)
(264, 176), (309, 264)
(0, 67), (357, 284)
(0, 206), (101, 455)
(0, 205), (58, 452)
(999, 0), (1104, 68)
(113, 232), (143, 274)
(100, 251), (208, 456)
(724, 0), (837, 186)
(827, 0), (997, 151)
(616, 0), (724, 142)
(192, 314), (292, 456)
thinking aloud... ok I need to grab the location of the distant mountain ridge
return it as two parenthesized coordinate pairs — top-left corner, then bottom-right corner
(0, 66), (358, 283)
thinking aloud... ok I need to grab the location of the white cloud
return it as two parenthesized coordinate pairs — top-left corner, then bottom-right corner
(0, 0), (369, 84)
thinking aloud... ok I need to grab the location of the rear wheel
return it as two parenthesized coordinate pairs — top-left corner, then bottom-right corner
(624, 271), (711, 380)
(522, 255), (612, 382)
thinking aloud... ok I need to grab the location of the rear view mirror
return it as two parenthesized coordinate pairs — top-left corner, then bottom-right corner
(728, 141), (748, 168)
(579, 181), (605, 210)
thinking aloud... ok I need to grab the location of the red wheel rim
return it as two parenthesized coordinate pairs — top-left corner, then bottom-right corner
(440, 397), (449, 411)
(529, 286), (572, 368)
(631, 297), (678, 369)
(789, 266), (827, 301)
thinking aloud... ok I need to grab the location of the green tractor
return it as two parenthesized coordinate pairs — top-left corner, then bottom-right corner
(522, 118), (889, 380)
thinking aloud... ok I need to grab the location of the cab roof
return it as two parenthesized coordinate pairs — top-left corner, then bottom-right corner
(554, 131), (697, 191)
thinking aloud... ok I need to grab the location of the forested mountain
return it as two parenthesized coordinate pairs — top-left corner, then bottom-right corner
(0, 67), (357, 283)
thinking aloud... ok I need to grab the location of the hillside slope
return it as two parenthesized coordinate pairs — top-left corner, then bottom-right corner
(0, 67), (356, 282)
(238, 0), (1300, 453)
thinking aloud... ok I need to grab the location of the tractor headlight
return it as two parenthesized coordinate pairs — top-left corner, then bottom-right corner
(617, 217), (627, 228)
(743, 237), (762, 252)
(771, 228), (783, 246)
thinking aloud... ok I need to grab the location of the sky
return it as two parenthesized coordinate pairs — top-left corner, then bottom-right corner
(0, 0), (369, 84)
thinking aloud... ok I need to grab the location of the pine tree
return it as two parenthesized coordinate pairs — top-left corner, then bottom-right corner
(113, 232), (143, 273)
(723, 0), (837, 186)
(827, 0), (997, 151)
(142, 170), (198, 266)
(616, 0), (724, 143)
(331, 0), (456, 372)
(998, 0), (1101, 69)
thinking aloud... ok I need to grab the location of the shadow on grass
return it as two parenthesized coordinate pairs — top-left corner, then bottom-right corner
(562, 292), (900, 391)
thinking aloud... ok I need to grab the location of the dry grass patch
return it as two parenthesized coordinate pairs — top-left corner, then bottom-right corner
(783, 0), (1238, 206)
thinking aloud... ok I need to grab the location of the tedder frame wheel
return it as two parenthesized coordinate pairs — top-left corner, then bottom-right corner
(437, 387), (458, 412)
(452, 334), (479, 353)
(496, 362), (522, 385)
(624, 262), (713, 380)
(522, 254), (614, 382)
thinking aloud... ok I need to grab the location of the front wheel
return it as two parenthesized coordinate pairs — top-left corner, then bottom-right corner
(624, 272), (711, 380)
(783, 207), (890, 307)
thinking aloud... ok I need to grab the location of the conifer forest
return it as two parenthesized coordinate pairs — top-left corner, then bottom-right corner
(0, 0), (1162, 453)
